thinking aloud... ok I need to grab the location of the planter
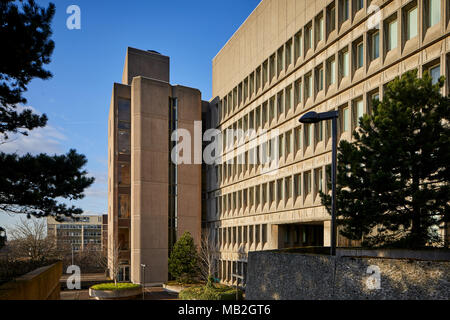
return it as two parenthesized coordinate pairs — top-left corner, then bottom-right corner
(89, 285), (142, 300)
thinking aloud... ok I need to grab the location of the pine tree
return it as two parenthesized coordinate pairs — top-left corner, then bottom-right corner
(0, 1), (94, 221)
(321, 70), (450, 248)
(168, 232), (199, 283)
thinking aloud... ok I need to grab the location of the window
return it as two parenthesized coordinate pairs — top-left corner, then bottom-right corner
(406, 6), (418, 40)
(244, 78), (248, 102)
(316, 14), (324, 43)
(327, 58), (336, 85)
(315, 168), (323, 193)
(285, 176), (292, 201)
(305, 123), (313, 147)
(262, 183), (267, 205)
(340, 49), (349, 78)
(327, 3), (336, 34)
(119, 194), (130, 218)
(118, 130), (130, 154)
(262, 61), (268, 87)
(371, 31), (380, 60)
(429, 64), (441, 84)
(278, 135), (284, 160)
(277, 91), (284, 117)
(285, 85), (293, 113)
(295, 80), (302, 106)
(269, 96), (276, 122)
(269, 54), (276, 80)
(277, 46), (284, 76)
(342, 106), (350, 132)
(256, 67), (261, 92)
(356, 41), (364, 69)
(305, 73), (313, 99)
(255, 185), (260, 207)
(262, 102), (268, 127)
(316, 121), (324, 142)
(304, 171), (312, 196)
(388, 19), (398, 51)
(294, 174), (301, 198)
(317, 65), (324, 92)
(294, 31), (302, 60)
(355, 0), (364, 11)
(249, 72), (255, 96)
(255, 106), (261, 130)
(118, 163), (130, 185)
(354, 99), (364, 127)
(269, 181), (275, 205)
(426, 0), (441, 28)
(305, 23), (313, 52)
(286, 39), (293, 68)
(342, 0), (350, 21)
(286, 130), (292, 155)
(277, 179), (283, 204)
(295, 126), (302, 152)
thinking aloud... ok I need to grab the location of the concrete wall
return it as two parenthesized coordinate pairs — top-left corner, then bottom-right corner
(0, 262), (62, 300)
(246, 251), (450, 300)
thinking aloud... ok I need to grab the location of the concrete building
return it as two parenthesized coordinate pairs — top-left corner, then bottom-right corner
(47, 215), (105, 252)
(203, 0), (450, 285)
(107, 48), (202, 284)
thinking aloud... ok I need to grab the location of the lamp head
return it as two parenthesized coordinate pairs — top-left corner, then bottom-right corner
(299, 111), (320, 124)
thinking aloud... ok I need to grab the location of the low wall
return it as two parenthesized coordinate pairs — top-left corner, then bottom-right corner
(0, 261), (63, 300)
(246, 251), (449, 300)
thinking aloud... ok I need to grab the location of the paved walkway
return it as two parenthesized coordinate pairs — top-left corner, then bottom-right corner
(60, 287), (178, 300)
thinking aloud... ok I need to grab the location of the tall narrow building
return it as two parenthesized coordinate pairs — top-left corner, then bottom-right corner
(108, 48), (202, 284)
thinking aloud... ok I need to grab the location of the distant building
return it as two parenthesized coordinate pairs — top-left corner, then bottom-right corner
(47, 215), (107, 252)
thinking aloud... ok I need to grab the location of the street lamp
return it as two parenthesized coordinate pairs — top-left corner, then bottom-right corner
(141, 264), (147, 300)
(299, 111), (339, 256)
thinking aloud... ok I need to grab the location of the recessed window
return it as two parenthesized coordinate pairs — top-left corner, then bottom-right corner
(387, 19), (398, 51)
(353, 98), (364, 127)
(426, 0), (441, 28)
(356, 41), (364, 69)
(305, 123), (313, 147)
(327, 57), (336, 85)
(277, 90), (284, 117)
(355, 0), (364, 11)
(305, 23), (313, 52)
(294, 174), (301, 198)
(285, 176), (292, 201)
(269, 54), (276, 80)
(286, 130), (292, 155)
(304, 171), (312, 196)
(262, 61), (268, 87)
(317, 65), (324, 92)
(294, 31), (303, 60)
(342, 0), (350, 22)
(269, 96), (276, 122)
(315, 168), (323, 193)
(316, 121), (324, 142)
(429, 64), (441, 84)
(277, 46), (284, 77)
(285, 85), (293, 113)
(342, 106), (350, 132)
(327, 3), (336, 34)
(371, 31), (380, 60)
(305, 73), (313, 99)
(406, 6), (418, 40)
(286, 39), (293, 68)
(295, 126), (302, 152)
(316, 14), (324, 43)
(295, 79), (302, 106)
(340, 48), (349, 78)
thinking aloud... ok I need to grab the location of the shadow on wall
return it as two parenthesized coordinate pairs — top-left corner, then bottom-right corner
(246, 251), (450, 300)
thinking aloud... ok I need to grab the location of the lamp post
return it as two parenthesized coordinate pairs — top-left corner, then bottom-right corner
(299, 111), (339, 256)
(141, 264), (146, 300)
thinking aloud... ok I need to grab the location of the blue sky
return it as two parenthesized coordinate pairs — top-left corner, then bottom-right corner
(0, 0), (261, 231)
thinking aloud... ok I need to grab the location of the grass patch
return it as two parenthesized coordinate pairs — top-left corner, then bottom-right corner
(90, 283), (141, 291)
(179, 284), (243, 300)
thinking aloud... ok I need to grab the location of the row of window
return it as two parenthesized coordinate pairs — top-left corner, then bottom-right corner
(217, 260), (247, 285)
(217, 0), (443, 125)
(211, 166), (331, 220)
(215, 224), (268, 249)
(56, 224), (102, 229)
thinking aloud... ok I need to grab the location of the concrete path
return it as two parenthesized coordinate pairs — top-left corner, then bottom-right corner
(60, 287), (178, 300)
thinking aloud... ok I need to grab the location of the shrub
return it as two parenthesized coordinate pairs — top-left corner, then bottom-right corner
(179, 284), (243, 300)
(90, 283), (141, 291)
(168, 232), (198, 283)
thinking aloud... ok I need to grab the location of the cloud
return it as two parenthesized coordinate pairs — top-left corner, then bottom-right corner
(0, 106), (67, 156)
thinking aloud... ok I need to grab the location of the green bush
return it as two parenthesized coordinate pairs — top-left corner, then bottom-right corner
(179, 284), (243, 300)
(168, 232), (198, 283)
(90, 283), (141, 291)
